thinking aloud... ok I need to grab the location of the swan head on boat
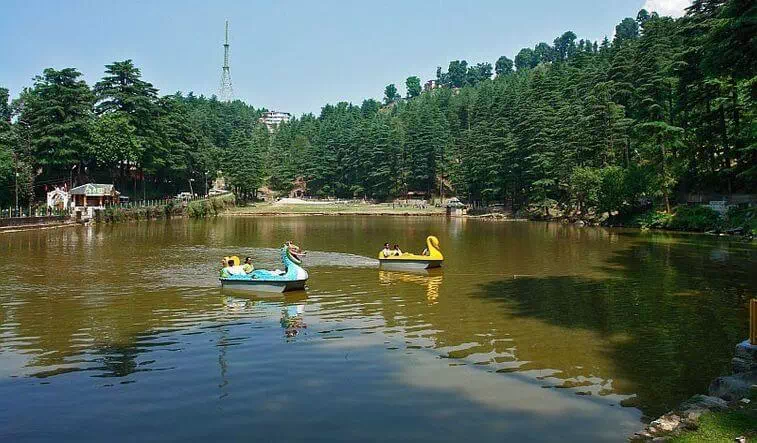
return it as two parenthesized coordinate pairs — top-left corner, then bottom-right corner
(425, 236), (443, 260)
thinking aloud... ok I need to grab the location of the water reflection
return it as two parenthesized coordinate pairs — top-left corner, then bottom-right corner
(281, 305), (307, 338)
(0, 217), (754, 440)
(379, 270), (444, 304)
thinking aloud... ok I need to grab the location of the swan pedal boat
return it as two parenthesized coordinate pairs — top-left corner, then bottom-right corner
(378, 236), (443, 270)
(220, 245), (308, 293)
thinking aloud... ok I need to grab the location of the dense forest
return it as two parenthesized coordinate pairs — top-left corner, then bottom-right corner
(1, 0), (755, 219)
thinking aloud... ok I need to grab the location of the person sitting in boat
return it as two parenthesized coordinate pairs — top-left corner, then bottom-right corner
(220, 259), (231, 278)
(224, 259), (246, 276)
(382, 243), (392, 257)
(242, 257), (254, 274)
(422, 248), (430, 256)
(393, 244), (403, 256)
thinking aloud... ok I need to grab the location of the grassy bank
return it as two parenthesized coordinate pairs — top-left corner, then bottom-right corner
(670, 400), (756, 442)
(95, 194), (236, 223)
(625, 206), (757, 235)
(229, 201), (445, 216)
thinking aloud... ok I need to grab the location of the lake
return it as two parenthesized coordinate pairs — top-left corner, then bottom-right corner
(1, 216), (754, 442)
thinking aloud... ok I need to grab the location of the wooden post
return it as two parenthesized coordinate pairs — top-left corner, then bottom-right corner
(750, 299), (757, 346)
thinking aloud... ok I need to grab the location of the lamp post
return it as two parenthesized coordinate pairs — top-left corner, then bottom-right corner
(14, 171), (18, 217)
(70, 164), (77, 190)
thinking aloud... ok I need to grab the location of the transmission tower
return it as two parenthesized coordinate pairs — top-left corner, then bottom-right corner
(219, 20), (234, 102)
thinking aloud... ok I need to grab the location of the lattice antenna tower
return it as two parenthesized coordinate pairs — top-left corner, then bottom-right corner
(219, 20), (234, 102)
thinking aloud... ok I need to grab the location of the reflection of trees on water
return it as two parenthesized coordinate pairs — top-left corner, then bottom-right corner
(91, 344), (141, 378)
(280, 305), (306, 339)
(2, 219), (754, 420)
(4, 286), (227, 376)
(472, 240), (755, 418)
(327, 235), (755, 419)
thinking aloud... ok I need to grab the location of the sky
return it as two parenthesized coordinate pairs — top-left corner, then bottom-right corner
(0, 0), (691, 117)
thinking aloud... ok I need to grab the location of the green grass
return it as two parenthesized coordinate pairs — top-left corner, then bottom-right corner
(229, 202), (445, 215)
(670, 409), (757, 443)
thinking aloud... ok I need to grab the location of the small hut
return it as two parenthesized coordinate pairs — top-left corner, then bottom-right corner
(70, 184), (120, 216)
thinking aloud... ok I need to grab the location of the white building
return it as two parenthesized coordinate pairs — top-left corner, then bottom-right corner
(46, 187), (70, 212)
(259, 111), (291, 132)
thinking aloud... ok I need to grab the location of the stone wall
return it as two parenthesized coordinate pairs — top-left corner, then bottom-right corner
(0, 216), (69, 228)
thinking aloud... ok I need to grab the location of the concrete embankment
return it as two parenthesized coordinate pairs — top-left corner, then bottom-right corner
(0, 216), (75, 233)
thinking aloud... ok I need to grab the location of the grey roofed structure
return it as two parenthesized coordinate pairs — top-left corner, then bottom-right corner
(69, 183), (120, 211)
(69, 184), (120, 197)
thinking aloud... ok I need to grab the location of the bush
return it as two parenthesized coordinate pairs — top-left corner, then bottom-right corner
(667, 205), (721, 231)
(632, 205), (721, 232)
(633, 211), (673, 230)
(724, 206), (757, 235)
(96, 194), (236, 223)
(187, 200), (209, 218)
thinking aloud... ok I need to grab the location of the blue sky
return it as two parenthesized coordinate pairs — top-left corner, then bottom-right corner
(0, 0), (690, 116)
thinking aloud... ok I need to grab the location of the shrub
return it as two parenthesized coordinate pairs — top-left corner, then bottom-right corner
(632, 205), (721, 232)
(724, 206), (757, 235)
(633, 211), (673, 230)
(187, 200), (208, 218)
(666, 205), (721, 231)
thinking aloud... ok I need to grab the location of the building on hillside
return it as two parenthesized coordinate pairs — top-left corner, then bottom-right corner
(46, 187), (70, 212)
(70, 183), (120, 217)
(259, 111), (292, 132)
(424, 80), (439, 92)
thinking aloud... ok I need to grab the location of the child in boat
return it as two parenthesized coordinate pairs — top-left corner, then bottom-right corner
(242, 257), (254, 274)
(393, 244), (402, 256)
(382, 243), (392, 257)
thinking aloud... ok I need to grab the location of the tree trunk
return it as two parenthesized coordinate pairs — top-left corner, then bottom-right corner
(719, 105), (732, 196)
(661, 138), (671, 213)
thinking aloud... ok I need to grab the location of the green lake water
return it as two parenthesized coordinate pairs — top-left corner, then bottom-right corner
(0, 216), (754, 442)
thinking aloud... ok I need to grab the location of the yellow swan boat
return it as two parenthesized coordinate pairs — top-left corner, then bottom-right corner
(378, 236), (443, 270)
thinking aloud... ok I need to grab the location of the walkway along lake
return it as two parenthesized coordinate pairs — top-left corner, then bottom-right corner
(0, 216), (754, 442)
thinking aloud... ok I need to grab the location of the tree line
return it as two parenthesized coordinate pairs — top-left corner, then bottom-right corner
(1, 0), (754, 218)
(0, 60), (267, 206)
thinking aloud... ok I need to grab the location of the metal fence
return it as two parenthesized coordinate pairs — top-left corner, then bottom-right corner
(1, 192), (232, 219)
(1, 206), (69, 218)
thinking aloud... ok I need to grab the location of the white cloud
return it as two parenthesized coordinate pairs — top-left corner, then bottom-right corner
(642, 0), (692, 18)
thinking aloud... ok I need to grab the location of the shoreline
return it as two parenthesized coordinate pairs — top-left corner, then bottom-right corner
(2, 205), (754, 242)
(222, 211), (448, 217)
(0, 220), (79, 234)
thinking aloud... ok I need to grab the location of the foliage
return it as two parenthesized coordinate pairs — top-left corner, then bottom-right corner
(186, 193), (235, 218)
(570, 167), (601, 213)
(495, 56), (514, 76)
(633, 206), (722, 232)
(0, 2), (754, 216)
(405, 76), (421, 99)
(383, 84), (399, 105)
(724, 206), (757, 235)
